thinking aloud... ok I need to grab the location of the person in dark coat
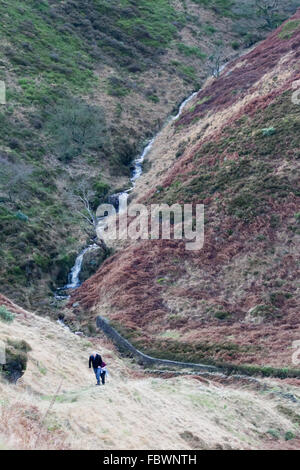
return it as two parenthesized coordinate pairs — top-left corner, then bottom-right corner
(89, 351), (103, 385)
(100, 361), (107, 385)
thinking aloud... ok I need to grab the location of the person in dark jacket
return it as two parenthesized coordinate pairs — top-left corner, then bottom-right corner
(89, 351), (103, 385)
(100, 361), (107, 385)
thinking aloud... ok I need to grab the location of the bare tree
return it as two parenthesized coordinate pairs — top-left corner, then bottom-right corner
(68, 180), (97, 231)
(208, 47), (224, 78)
(255, 0), (279, 28)
(0, 156), (32, 203)
(67, 179), (110, 252)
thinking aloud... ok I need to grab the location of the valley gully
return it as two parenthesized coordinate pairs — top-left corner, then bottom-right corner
(56, 90), (200, 296)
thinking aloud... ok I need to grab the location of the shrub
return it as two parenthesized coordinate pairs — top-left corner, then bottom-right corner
(214, 310), (231, 320)
(1, 339), (31, 383)
(249, 304), (280, 320)
(267, 429), (280, 439)
(178, 64), (196, 81)
(33, 254), (51, 271)
(111, 138), (137, 170)
(278, 19), (300, 39)
(177, 43), (206, 59)
(243, 32), (262, 47)
(262, 127), (276, 136)
(285, 431), (296, 441)
(7, 338), (32, 353)
(148, 94), (160, 103)
(270, 214), (280, 228)
(92, 179), (110, 197)
(0, 306), (15, 323)
(227, 191), (259, 220)
(269, 291), (292, 307)
(294, 212), (300, 222)
(176, 142), (186, 158)
(91, 179), (110, 207)
(15, 211), (28, 222)
(203, 23), (216, 34)
(45, 97), (107, 162)
(107, 76), (131, 97)
(231, 41), (240, 50)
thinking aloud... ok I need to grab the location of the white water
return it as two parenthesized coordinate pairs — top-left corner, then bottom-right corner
(56, 87), (201, 299)
(118, 89), (199, 203)
(66, 244), (99, 289)
(56, 318), (71, 331)
(55, 244), (99, 299)
(130, 137), (156, 186)
(124, 91), (198, 193)
(171, 91), (198, 122)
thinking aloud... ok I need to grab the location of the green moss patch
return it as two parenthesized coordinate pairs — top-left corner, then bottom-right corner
(278, 20), (300, 39)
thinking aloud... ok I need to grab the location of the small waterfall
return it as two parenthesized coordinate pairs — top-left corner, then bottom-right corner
(56, 318), (71, 331)
(130, 92), (199, 187)
(130, 137), (156, 186)
(55, 244), (99, 299)
(171, 91), (198, 122)
(114, 91), (199, 207)
(66, 244), (99, 289)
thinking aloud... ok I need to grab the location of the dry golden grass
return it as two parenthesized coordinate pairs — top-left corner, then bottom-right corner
(0, 305), (300, 450)
(130, 41), (297, 206)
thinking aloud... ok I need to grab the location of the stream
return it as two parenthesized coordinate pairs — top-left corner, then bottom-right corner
(54, 89), (200, 300)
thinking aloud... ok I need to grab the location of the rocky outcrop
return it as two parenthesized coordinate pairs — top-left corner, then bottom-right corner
(79, 246), (107, 283)
(1, 339), (31, 383)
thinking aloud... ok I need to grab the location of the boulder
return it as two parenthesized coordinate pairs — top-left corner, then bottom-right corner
(1, 339), (31, 383)
(79, 246), (106, 283)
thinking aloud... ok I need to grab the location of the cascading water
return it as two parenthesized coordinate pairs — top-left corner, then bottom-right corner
(55, 87), (201, 300)
(113, 89), (199, 207)
(130, 137), (156, 185)
(170, 91), (198, 122)
(55, 244), (99, 299)
(66, 244), (100, 289)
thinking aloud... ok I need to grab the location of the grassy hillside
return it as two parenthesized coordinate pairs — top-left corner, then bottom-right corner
(1, 294), (300, 450)
(69, 10), (300, 370)
(1, 0), (299, 312)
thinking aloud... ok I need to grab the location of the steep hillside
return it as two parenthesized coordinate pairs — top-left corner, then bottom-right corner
(1, 0), (299, 312)
(1, 295), (300, 450)
(69, 11), (300, 371)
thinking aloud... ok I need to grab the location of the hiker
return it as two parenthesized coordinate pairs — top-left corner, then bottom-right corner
(89, 351), (103, 386)
(100, 361), (107, 385)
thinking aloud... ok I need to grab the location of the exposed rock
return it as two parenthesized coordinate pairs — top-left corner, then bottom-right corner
(79, 246), (106, 283)
(1, 339), (31, 383)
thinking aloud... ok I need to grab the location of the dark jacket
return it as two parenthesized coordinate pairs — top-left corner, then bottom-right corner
(89, 354), (102, 369)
